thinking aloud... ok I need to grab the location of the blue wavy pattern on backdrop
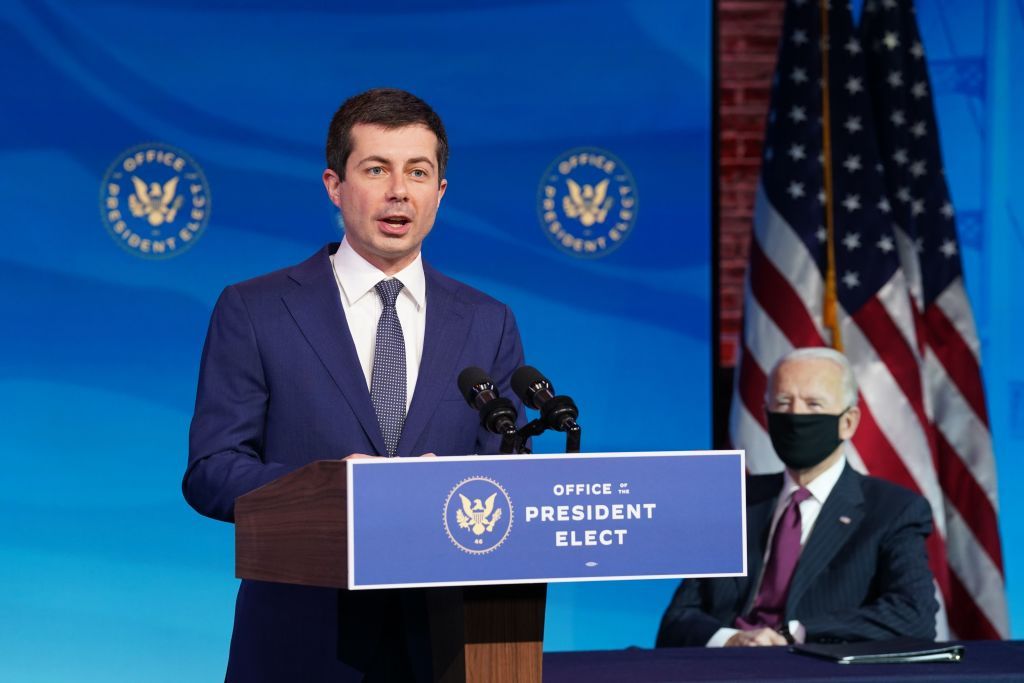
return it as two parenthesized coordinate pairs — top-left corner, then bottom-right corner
(0, 0), (711, 679)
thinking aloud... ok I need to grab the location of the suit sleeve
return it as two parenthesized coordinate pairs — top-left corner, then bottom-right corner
(655, 579), (729, 648)
(474, 304), (526, 455)
(182, 285), (292, 522)
(800, 494), (938, 642)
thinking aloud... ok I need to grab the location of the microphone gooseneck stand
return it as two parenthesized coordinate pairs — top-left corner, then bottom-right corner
(510, 417), (580, 454)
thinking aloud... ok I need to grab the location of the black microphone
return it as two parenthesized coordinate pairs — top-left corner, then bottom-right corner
(510, 366), (579, 432)
(457, 367), (518, 435)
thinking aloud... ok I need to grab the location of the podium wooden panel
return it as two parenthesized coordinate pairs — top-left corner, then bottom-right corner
(234, 460), (545, 682)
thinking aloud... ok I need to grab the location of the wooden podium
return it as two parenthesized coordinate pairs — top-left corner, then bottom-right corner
(234, 460), (545, 682)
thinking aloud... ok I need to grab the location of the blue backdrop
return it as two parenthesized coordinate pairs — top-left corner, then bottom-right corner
(0, 1), (709, 679)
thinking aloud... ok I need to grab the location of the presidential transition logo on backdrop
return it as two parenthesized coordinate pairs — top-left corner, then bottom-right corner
(443, 476), (514, 555)
(99, 143), (211, 259)
(537, 147), (638, 258)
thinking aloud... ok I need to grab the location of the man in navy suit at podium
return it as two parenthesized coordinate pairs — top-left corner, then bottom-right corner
(657, 347), (938, 648)
(183, 89), (525, 681)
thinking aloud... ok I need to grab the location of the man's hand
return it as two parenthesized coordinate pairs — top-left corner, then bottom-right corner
(724, 628), (788, 647)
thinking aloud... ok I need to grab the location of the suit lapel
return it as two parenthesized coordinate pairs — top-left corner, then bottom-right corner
(786, 464), (865, 614)
(281, 245), (388, 456)
(396, 264), (472, 455)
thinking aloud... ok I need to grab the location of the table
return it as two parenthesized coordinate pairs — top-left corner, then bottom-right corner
(543, 641), (1024, 682)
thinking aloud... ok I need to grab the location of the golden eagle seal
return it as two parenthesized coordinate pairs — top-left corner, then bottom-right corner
(100, 143), (211, 259)
(537, 147), (638, 258)
(444, 477), (513, 555)
(563, 179), (612, 227)
(456, 493), (503, 535)
(128, 176), (184, 227)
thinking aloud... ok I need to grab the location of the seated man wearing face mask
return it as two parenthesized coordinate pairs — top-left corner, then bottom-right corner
(656, 347), (938, 648)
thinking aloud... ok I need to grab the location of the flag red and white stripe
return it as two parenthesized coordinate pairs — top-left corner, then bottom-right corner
(860, 0), (1006, 639)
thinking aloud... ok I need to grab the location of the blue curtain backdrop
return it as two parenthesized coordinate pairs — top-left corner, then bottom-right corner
(0, 1), (710, 679)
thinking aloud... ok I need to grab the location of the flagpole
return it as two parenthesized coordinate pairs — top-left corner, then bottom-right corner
(819, 0), (843, 351)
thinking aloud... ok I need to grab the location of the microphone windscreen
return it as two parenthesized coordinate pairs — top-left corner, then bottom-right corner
(511, 365), (546, 405)
(458, 366), (491, 403)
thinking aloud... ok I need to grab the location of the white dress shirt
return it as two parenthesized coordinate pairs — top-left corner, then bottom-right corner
(329, 238), (426, 411)
(706, 453), (848, 647)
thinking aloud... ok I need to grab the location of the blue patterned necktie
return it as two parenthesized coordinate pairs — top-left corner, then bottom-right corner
(371, 278), (406, 457)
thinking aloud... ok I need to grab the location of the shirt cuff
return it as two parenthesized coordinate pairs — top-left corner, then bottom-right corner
(706, 627), (739, 647)
(789, 620), (806, 644)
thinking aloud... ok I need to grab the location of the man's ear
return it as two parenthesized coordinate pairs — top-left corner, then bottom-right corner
(436, 178), (448, 208)
(323, 169), (343, 208)
(839, 405), (861, 440)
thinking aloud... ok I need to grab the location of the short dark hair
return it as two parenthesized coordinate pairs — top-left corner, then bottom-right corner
(325, 88), (449, 183)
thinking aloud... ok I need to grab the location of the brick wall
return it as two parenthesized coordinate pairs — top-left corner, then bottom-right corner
(717, 0), (784, 368)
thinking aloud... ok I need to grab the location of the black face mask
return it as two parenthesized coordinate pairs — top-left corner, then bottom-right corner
(766, 409), (848, 470)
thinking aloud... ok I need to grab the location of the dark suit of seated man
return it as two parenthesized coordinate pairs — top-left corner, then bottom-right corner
(657, 347), (938, 648)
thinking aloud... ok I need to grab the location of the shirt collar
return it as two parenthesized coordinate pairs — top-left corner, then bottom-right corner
(781, 451), (847, 506)
(332, 237), (425, 310)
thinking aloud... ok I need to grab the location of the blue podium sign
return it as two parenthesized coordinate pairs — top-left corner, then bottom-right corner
(346, 451), (746, 590)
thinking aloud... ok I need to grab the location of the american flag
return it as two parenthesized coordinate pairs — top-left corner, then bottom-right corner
(727, 0), (997, 639)
(860, 0), (1007, 639)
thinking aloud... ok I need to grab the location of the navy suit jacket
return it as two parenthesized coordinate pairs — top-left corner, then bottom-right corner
(656, 464), (938, 648)
(183, 244), (525, 681)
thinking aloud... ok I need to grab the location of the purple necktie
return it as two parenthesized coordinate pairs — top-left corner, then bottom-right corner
(736, 486), (812, 630)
